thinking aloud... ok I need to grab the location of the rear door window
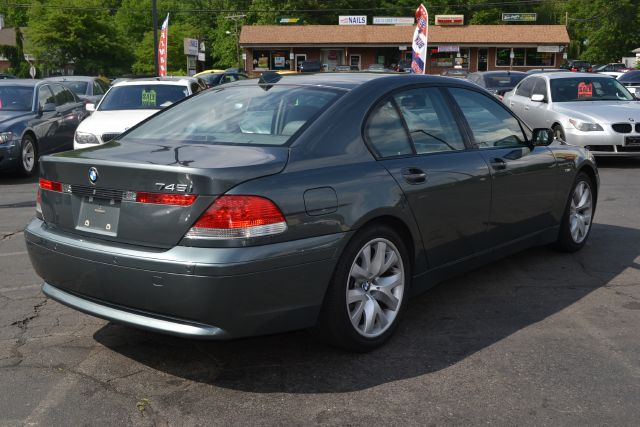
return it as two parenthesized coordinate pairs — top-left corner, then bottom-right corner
(365, 100), (414, 158)
(93, 80), (105, 95)
(515, 78), (535, 97)
(394, 88), (466, 154)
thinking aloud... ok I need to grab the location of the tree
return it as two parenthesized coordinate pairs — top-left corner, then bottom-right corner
(26, 0), (132, 75)
(132, 21), (200, 74)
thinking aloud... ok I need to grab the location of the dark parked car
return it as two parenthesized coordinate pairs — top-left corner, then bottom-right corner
(0, 79), (86, 176)
(27, 73), (598, 351)
(0, 73), (16, 79)
(193, 70), (248, 88)
(45, 76), (111, 105)
(467, 71), (527, 99)
(560, 60), (592, 72)
(617, 70), (640, 95)
(298, 60), (322, 73)
(440, 68), (469, 79)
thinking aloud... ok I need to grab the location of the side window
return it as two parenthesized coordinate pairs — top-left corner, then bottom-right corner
(190, 82), (200, 94)
(515, 78), (535, 97)
(93, 80), (105, 95)
(364, 100), (413, 158)
(394, 87), (466, 154)
(237, 74), (248, 80)
(449, 88), (527, 149)
(223, 74), (237, 84)
(38, 85), (55, 109)
(532, 78), (548, 99)
(50, 84), (67, 106)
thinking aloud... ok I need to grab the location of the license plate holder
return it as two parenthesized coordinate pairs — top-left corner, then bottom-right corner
(625, 136), (640, 146)
(76, 197), (120, 236)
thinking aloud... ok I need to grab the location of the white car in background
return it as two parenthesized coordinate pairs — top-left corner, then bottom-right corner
(504, 72), (640, 156)
(73, 77), (204, 149)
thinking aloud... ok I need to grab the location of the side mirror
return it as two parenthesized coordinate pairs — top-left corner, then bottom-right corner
(530, 94), (546, 102)
(531, 128), (554, 146)
(41, 103), (56, 113)
(85, 103), (96, 112)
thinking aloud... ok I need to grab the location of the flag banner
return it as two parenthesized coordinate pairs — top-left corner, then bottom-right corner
(411, 4), (429, 74)
(158, 14), (169, 77)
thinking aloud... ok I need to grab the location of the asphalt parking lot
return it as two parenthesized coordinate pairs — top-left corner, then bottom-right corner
(1, 158), (639, 426)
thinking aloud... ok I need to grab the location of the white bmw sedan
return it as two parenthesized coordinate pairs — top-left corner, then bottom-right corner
(73, 77), (202, 150)
(504, 73), (640, 156)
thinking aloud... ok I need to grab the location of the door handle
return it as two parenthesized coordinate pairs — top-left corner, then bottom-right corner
(402, 167), (427, 184)
(490, 158), (507, 171)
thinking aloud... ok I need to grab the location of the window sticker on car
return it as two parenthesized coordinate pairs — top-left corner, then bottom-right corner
(141, 89), (157, 107)
(578, 82), (593, 98)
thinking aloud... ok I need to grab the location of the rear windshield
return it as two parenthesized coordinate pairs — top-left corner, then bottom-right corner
(99, 84), (189, 110)
(550, 77), (634, 102)
(0, 86), (33, 111)
(60, 81), (88, 95)
(484, 74), (525, 88)
(618, 71), (640, 82)
(199, 73), (223, 85)
(122, 85), (341, 146)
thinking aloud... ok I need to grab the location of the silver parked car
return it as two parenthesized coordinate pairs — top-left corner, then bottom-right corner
(504, 73), (640, 156)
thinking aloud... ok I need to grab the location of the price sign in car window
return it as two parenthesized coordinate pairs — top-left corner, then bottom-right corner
(577, 82), (593, 99)
(141, 89), (157, 107)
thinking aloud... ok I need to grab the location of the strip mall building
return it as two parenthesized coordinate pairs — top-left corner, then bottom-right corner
(239, 24), (570, 74)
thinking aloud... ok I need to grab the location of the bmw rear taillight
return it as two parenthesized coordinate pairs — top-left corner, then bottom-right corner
(135, 192), (197, 206)
(185, 195), (287, 239)
(39, 178), (62, 192)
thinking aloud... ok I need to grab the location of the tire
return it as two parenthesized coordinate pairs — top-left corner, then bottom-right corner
(552, 124), (566, 143)
(555, 172), (595, 252)
(312, 224), (411, 352)
(17, 134), (38, 177)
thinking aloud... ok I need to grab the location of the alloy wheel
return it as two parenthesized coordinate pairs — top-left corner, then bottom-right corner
(22, 139), (35, 173)
(569, 181), (593, 244)
(346, 238), (405, 338)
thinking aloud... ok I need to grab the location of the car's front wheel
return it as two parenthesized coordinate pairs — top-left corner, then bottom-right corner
(313, 224), (410, 352)
(17, 134), (38, 176)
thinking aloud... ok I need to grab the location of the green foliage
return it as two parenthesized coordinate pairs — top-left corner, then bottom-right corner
(132, 22), (200, 74)
(27, 0), (132, 75)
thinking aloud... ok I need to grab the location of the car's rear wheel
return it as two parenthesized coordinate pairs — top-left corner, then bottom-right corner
(17, 134), (38, 176)
(553, 124), (566, 143)
(313, 224), (410, 352)
(555, 172), (594, 252)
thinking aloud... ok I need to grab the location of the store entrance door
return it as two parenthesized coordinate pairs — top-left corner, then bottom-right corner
(478, 48), (488, 71)
(295, 54), (307, 72)
(349, 54), (361, 70)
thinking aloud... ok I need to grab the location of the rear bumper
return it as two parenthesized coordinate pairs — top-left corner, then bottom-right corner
(25, 218), (348, 339)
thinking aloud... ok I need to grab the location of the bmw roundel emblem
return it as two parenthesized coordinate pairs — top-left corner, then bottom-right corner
(88, 167), (99, 185)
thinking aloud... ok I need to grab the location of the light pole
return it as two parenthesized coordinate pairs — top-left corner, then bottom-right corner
(225, 15), (245, 69)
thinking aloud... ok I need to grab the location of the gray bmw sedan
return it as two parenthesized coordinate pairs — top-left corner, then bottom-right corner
(26, 73), (599, 351)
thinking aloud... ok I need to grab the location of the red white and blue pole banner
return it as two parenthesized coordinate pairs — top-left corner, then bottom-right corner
(158, 13), (169, 77)
(411, 4), (429, 74)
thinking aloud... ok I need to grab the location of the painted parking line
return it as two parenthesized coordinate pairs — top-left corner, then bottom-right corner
(0, 284), (41, 292)
(0, 251), (28, 257)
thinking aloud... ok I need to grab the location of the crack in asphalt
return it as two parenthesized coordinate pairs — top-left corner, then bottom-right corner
(5, 298), (48, 368)
(1, 229), (24, 241)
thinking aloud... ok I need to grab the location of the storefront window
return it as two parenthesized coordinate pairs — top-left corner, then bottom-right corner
(526, 50), (555, 66)
(271, 50), (290, 70)
(429, 47), (469, 68)
(253, 50), (271, 70)
(496, 48), (555, 67)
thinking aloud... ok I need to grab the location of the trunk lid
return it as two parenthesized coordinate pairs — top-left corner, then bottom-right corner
(39, 140), (288, 248)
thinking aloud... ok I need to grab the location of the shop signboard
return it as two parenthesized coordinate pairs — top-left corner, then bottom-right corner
(537, 45), (561, 53)
(278, 17), (304, 25)
(502, 13), (537, 22)
(438, 45), (460, 52)
(373, 17), (414, 25)
(183, 38), (199, 56)
(339, 15), (367, 25)
(434, 15), (464, 25)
